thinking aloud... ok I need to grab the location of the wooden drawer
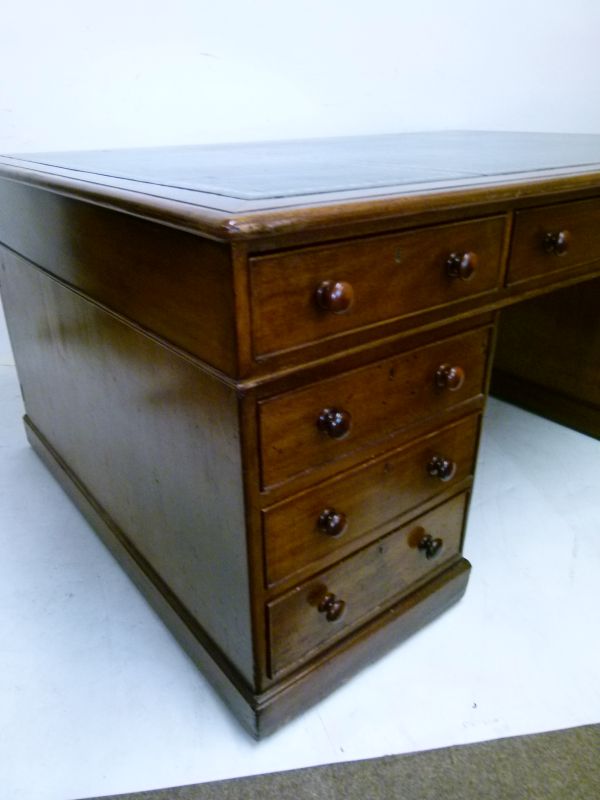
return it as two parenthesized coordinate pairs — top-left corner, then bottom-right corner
(267, 493), (467, 675)
(263, 414), (479, 586)
(250, 216), (506, 356)
(508, 198), (600, 285)
(259, 326), (490, 488)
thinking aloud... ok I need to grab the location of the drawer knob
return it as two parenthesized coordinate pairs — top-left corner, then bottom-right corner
(435, 363), (466, 391)
(543, 230), (571, 256)
(418, 533), (444, 559)
(446, 251), (477, 281)
(318, 592), (346, 622)
(315, 280), (354, 314)
(317, 408), (352, 438)
(318, 508), (348, 537)
(427, 455), (457, 481)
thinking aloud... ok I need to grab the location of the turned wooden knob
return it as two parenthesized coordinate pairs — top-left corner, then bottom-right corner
(317, 408), (352, 438)
(315, 280), (354, 314)
(446, 251), (477, 281)
(418, 533), (444, 559)
(543, 230), (571, 256)
(427, 455), (457, 481)
(317, 508), (348, 537)
(318, 592), (346, 621)
(434, 364), (466, 391)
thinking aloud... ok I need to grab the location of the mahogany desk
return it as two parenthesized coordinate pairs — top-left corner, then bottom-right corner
(0, 132), (599, 737)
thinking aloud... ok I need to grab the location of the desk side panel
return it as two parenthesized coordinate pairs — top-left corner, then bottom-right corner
(0, 178), (237, 374)
(0, 247), (254, 682)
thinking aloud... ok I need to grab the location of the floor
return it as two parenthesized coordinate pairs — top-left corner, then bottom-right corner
(86, 724), (600, 800)
(1, 309), (599, 800)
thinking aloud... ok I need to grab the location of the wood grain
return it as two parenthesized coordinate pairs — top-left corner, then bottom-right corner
(250, 215), (506, 356)
(262, 414), (479, 586)
(2, 132), (600, 736)
(0, 247), (254, 681)
(255, 557), (470, 737)
(508, 197), (600, 285)
(3, 132), (600, 238)
(267, 494), (467, 676)
(492, 278), (600, 437)
(0, 179), (238, 373)
(258, 326), (491, 488)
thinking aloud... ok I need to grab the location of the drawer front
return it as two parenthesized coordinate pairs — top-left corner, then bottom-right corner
(259, 326), (490, 488)
(263, 414), (479, 586)
(508, 198), (600, 285)
(267, 493), (466, 675)
(250, 216), (506, 356)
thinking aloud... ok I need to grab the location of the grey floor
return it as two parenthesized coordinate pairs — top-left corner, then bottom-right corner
(83, 723), (600, 800)
(1, 304), (599, 800)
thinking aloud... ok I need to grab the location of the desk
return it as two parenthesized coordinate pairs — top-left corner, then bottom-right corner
(0, 132), (599, 737)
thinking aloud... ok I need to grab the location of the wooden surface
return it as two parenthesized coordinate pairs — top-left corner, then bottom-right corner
(0, 180), (238, 373)
(0, 247), (254, 681)
(3, 136), (600, 383)
(267, 494), (467, 676)
(258, 326), (490, 488)
(255, 557), (471, 736)
(1, 133), (600, 244)
(508, 197), (600, 286)
(1, 131), (599, 736)
(262, 414), (479, 587)
(492, 279), (600, 438)
(14, 407), (475, 737)
(250, 215), (506, 356)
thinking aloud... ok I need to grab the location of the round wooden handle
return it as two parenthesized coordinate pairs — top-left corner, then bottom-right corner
(427, 455), (457, 481)
(317, 508), (348, 537)
(315, 280), (354, 314)
(418, 533), (444, 559)
(446, 251), (477, 281)
(317, 408), (352, 438)
(543, 230), (571, 256)
(318, 592), (346, 622)
(435, 364), (466, 391)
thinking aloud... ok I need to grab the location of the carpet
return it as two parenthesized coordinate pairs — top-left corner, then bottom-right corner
(82, 723), (600, 800)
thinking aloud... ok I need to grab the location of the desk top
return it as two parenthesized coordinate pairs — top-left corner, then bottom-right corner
(2, 132), (600, 241)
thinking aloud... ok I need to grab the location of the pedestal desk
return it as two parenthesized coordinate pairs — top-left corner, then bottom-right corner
(1, 132), (599, 737)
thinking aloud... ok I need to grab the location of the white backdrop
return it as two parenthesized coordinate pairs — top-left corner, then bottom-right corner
(1, 0), (600, 363)
(1, 0), (600, 154)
